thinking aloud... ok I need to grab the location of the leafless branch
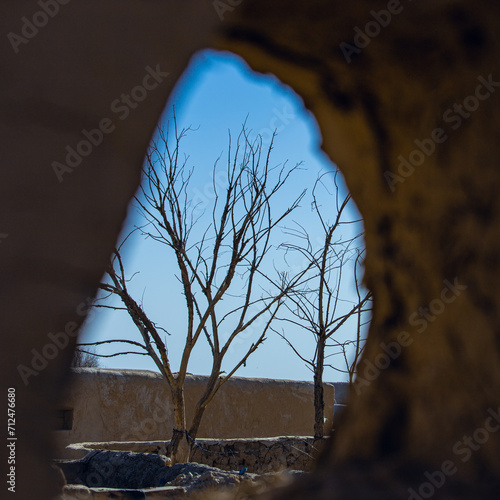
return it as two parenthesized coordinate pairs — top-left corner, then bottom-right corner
(275, 170), (372, 437)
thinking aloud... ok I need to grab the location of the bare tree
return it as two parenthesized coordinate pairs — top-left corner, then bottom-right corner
(82, 118), (306, 463)
(273, 172), (372, 439)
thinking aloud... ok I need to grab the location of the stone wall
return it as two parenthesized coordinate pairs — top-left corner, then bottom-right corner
(66, 436), (326, 474)
(184, 436), (324, 473)
(53, 368), (335, 459)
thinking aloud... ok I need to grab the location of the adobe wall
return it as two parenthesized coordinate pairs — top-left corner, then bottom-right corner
(5, 1), (500, 497)
(53, 368), (335, 459)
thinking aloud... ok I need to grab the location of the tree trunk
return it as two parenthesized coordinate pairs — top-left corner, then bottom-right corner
(187, 364), (222, 454)
(314, 338), (326, 439)
(170, 386), (190, 464)
(188, 405), (206, 451)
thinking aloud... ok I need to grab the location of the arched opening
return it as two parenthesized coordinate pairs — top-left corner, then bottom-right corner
(68, 49), (371, 461)
(79, 49), (369, 383)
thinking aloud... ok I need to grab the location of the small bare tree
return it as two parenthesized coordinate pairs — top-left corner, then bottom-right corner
(273, 172), (372, 439)
(80, 118), (306, 463)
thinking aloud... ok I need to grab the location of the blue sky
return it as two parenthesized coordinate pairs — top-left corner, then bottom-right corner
(79, 49), (369, 382)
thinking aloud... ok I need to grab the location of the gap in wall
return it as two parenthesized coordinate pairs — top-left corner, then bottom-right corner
(78, 49), (370, 384)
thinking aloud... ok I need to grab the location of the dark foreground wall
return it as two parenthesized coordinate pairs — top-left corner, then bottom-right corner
(2, 1), (500, 499)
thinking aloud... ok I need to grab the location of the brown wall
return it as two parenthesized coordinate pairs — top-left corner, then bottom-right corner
(53, 368), (334, 458)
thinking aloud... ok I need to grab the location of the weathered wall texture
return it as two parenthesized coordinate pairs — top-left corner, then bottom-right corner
(66, 437), (325, 474)
(174, 436), (322, 474)
(53, 369), (334, 459)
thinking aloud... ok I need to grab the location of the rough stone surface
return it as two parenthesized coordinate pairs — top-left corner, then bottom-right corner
(67, 437), (325, 474)
(60, 473), (301, 500)
(57, 450), (172, 489)
(60, 470), (302, 500)
(188, 437), (323, 474)
(57, 450), (301, 499)
(61, 484), (187, 499)
(58, 448), (265, 489)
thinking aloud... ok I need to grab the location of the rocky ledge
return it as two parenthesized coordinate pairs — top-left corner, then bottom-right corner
(56, 449), (303, 499)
